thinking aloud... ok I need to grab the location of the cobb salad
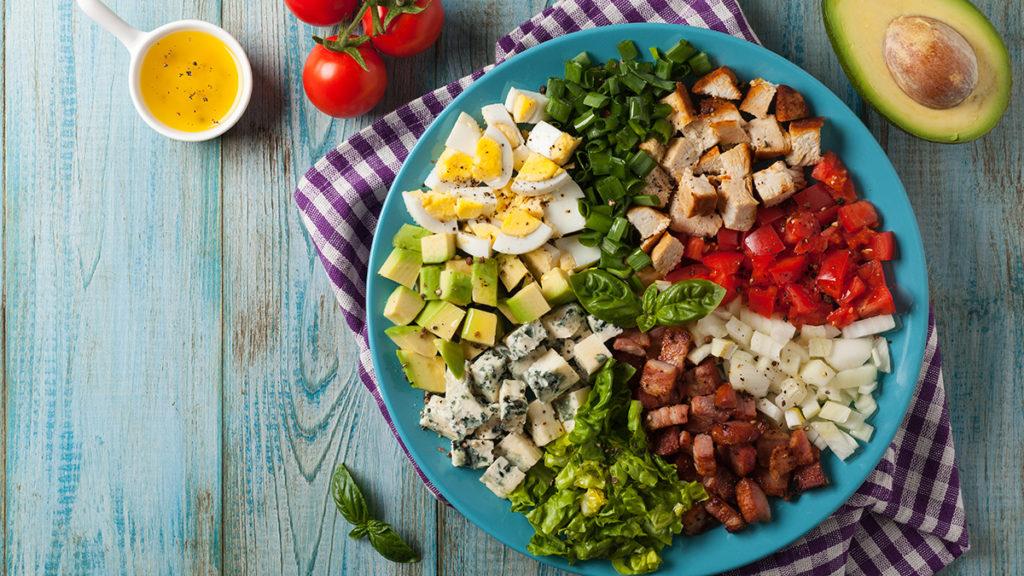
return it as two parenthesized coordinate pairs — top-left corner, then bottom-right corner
(376, 36), (899, 574)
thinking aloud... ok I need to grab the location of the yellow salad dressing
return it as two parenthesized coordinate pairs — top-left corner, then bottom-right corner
(139, 30), (240, 132)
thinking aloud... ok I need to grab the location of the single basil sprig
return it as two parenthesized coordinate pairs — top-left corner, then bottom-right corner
(330, 464), (420, 563)
(569, 269), (643, 328)
(638, 279), (726, 331)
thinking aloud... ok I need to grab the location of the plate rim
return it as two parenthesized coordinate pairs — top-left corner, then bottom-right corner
(365, 22), (929, 575)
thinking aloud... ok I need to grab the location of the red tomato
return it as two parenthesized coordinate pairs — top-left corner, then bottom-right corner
(666, 263), (711, 282)
(794, 234), (828, 256)
(756, 205), (786, 227)
(303, 37), (388, 118)
(744, 225), (786, 257)
(285, 0), (358, 26)
(716, 228), (741, 251)
(712, 271), (742, 304)
(816, 250), (852, 300)
(827, 306), (859, 328)
(747, 285), (778, 317)
(783, 211), (819, 245)
(784, 284), (820, 317)
(702, 251), (745, 276)
(845, 227), (877, 250)
(749, 254), (776, 286)
(865, 231), (896, 261)
(812, 152), (858, 202)
(685, 236), (706, 261)
(794, 183), (835, 212)
(769, 255), (808, 285)
(838, 201), (880, 232)
(363, 0), (445, 58)
(838, 275), (867, 307)
(858, 283), (896, 317)
(857, 260), (886, 287)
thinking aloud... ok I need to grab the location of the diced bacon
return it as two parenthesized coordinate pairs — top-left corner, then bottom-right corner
(693, 433), (717, 477)
(681, 503), (714, 535)
(693, 359), (722, 393)
(757, 467), (791, 499)
(678, 430), (694, 454)
(714, 383), (738, 410)
(614, 329), (651, 357)
(702, 466), (738, 502)
(788, 428), (817, 466)
(756, 428), (791, 467)
(733, 394), (757, 420)
(704, 497), (747, 533)
(676, 454), (700, 482)
(711, 421), (762, 445)
(658, 326), (693, 370)
(653, 426), (682, 456)
(769, 445), (797, 476)
(794, 462), (830, 492)
(639, 359), (679, 400)
(691, 395), (731, 423)
(647, 404), (689, 430)
(736, 478), (772, 523)
(725, 444), (757, 477)
(637, 388), (670, 411)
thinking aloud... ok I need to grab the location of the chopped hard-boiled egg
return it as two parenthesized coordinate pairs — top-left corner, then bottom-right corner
(504, 88), (548, 124)
(445, 112), (482, 155)
(456, 231), (493, 258)
(493, 223), (553, 255)
(512, 153), (570, 196)
(482, 103), (524, 147)
(472, 127), (514, 188)
(402, 191), (458, 234)
(435, 148), (475, 186)
(500, 208), (543, 237)
(526, 121), (581, 165)
(421, 191), (458, 221)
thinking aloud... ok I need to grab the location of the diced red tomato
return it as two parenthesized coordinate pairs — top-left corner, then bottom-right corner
(667, 263), (712, 282)
(794, 234), (828, 256)
(812, 152), (857, 202)
(749, 254), (776, 286)
(858, 283), (896, 317)
(770, 255), (808, 285)
(827, 306), (859, 328)
(703, 251), (745, 276)
(815, 205), (841, 226)
(794, 183), (835, 212)
(784, 284), (821, 317)
(845, 227), (876, 250)
(711, 271), (742, 304)
(717, 228), (741, 251)
(816, 250), (853, 300)
(756, 206), (787, 227)
(838, 275), (867, 307)
(685, 236), (707, 261)
(747, 286), (778, 317)
(857, 260), (885, 287)
(865, 231), (896, 261)
(838, 201), (880, 232)
(744, 226), (786, 257)
(782, 211), (819, 245)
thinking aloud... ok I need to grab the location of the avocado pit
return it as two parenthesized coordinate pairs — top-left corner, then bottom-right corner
(883, 15), (979, 109)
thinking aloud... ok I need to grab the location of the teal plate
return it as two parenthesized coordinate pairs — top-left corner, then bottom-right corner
(365, 23), (928, 576)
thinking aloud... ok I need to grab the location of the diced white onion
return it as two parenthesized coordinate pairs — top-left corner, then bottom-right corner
(800, 396), (821, 419)
(696, 314), (729, 340)
(842, 314), (896, 339)
(808, 338), (833, 358)
(832, 364), (878, 389)
(784, 407), (806, 430)
(819, 401), (852, 423)
(687, 343), (713, 365)
(729, 359), (771, 398)
(725, 317), (754, 347)
(710, 338), (737, 359)
(858, 382), (878, 396)
(837, 409), (866, 430)
(800, 324), (830, 339)
(751, 331), (783, 360)
(826, 338), (875, 370)
(800, 359), (836, 387)
(768, 317), (797, 345)
(855, 394), (877, 416)
(849, 423), (874, 442)
(756, 398), (784, 424)
(778, 378), (807, 407)
(739, 309), (774, 335)
(872, 337), (892, 373)
(812, 421), (855, 460)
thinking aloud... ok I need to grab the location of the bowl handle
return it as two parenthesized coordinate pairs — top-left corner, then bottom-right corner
(75, 0), (145, 53)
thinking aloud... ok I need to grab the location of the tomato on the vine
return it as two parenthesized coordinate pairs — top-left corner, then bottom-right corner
(285, 0), (359, 26)
(363, 0), (445, 57)
(303, 36), (388, 118)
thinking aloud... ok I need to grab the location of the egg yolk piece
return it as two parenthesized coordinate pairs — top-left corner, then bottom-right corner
(495, 124), (522, 147)
(550, 133), (582, 165)
(512, 94), (537, 123)
(466, 221), (500, 241)
(437, 149), (474, 183)
(471, 137), (503, 182)
(517, 153), (564, 182)
(500, 208), (543, 237)
(455, 198), (485, 219)
(421, 192), (458, 221)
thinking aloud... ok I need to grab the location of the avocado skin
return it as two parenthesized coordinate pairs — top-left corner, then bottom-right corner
(822, 0), (1011, 143)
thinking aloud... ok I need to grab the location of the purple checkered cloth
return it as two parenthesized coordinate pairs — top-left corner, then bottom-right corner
(293, 0), (970, 573)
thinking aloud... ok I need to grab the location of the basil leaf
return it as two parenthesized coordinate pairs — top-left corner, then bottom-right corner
(366, 520), (421, 563)
(569, 269), (642, 328)
(349, 525), (370, 540)
(641, 283), (659, 314)
(653, 279), (726, 325)
(637, 314), (657, 333)
(331, 464), (371, 526)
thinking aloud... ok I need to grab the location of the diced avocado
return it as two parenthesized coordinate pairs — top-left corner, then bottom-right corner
(445, 258), (472, 275)
(461, 308), (499, 347)
(434, 338), (466, 379)
(396, 350), (445, 393)
(419, 265), (442, 301)
(378, 248), (422, 289)
(506, 282), (552, 323)
(415, 300), (466, 341)
(823, 0), (1010, 142)
(383, 286), (425, 325)
(461, 340), (487, 361)
(421, 233), (456, 264)
(540, 268), (576, 306)
(471, 259), (499, 307)
(393, 224), (432, 251)
(496, 300), (518, 323)
(521, 244), (560, 280)
(439, 269), (472, 306)
(496, 254), (530, 291)
(385, 325), (437, 357)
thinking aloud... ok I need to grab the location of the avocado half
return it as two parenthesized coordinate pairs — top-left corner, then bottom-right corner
(823, 0), (1011, 143)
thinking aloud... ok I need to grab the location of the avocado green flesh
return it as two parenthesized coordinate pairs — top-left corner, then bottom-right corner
(433, 338), (466, 380)
(396, 350), (446, 393)
(823, 0), (1011, 143)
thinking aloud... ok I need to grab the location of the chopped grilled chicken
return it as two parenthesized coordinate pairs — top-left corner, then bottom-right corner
(753, 161), (806, 207)
(746, 115), (790, 159)
(700, 98), (744, 123)
(640, 165), (675, 207)
(627, 206), (671, 239)
(694, 146), (723, 176)
(669, 199), (723, 237)
(678, 169), (719, 216)
(719, 142), (752, 178)
(717, 175), (758, 232)
(774, 85), (811, 122)
(693, 67), (742, 100)
(661, 82), (698, 133)
(784, 117), (824, 167)
(682, 118), (720, 154)
(739, 78), (777, 118)
(651, 233), (685, 275)
(711, 120), (750, 146)
(661, 137), (700, 180)
(639, 138), (666, 162)
(640, 231), (663, 253)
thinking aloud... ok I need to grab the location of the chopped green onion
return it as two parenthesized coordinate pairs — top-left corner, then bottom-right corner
(615, 130), (639, 151)
(579, 230), (604, 247)
(655, 59), (674, 80)
(565, 60), (585, 84)
(608, 217), (630, 242)
(627, 119), (647, 137)
(546, 77), (566, 99)
(546, 97), (573, 123)
(648, 46), (661, 60)
(605, 76), (621, 96)
(632, 194), (661, 206)
(572, 51), (592, 66)
(573, 110), (599, 132)
(665, 40), (697, 63)
(596, 176), (627, 202)
(590, 152), (612, 175)
(628, 150), (657, 178)
(609, 156), (628, 180)
(617, 40), (639, 61)
(653, 102), (674, 118)
(626, 248), (653, 271)
(620, 72), (647, 94)
(689, 52), (713, 76)
(651, 118), (673, 142)
(583, 91), (609, 108)
(585, 211), (613, 233)
(627, 96), (649, 123)
(566, 81), (587, 99)
(585, 138), (608, 153)
(601, 236), (624, 256)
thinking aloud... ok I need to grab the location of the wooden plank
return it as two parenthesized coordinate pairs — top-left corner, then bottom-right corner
(4, 0), (222, 574)
(217, 3), (437, 575)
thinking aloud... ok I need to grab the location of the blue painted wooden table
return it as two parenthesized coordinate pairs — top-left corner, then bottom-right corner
(7, 0), (1020, 574)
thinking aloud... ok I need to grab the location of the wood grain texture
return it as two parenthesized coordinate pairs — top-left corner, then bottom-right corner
(4, 0), (222, 574)
(5, 0), (1021, 575)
